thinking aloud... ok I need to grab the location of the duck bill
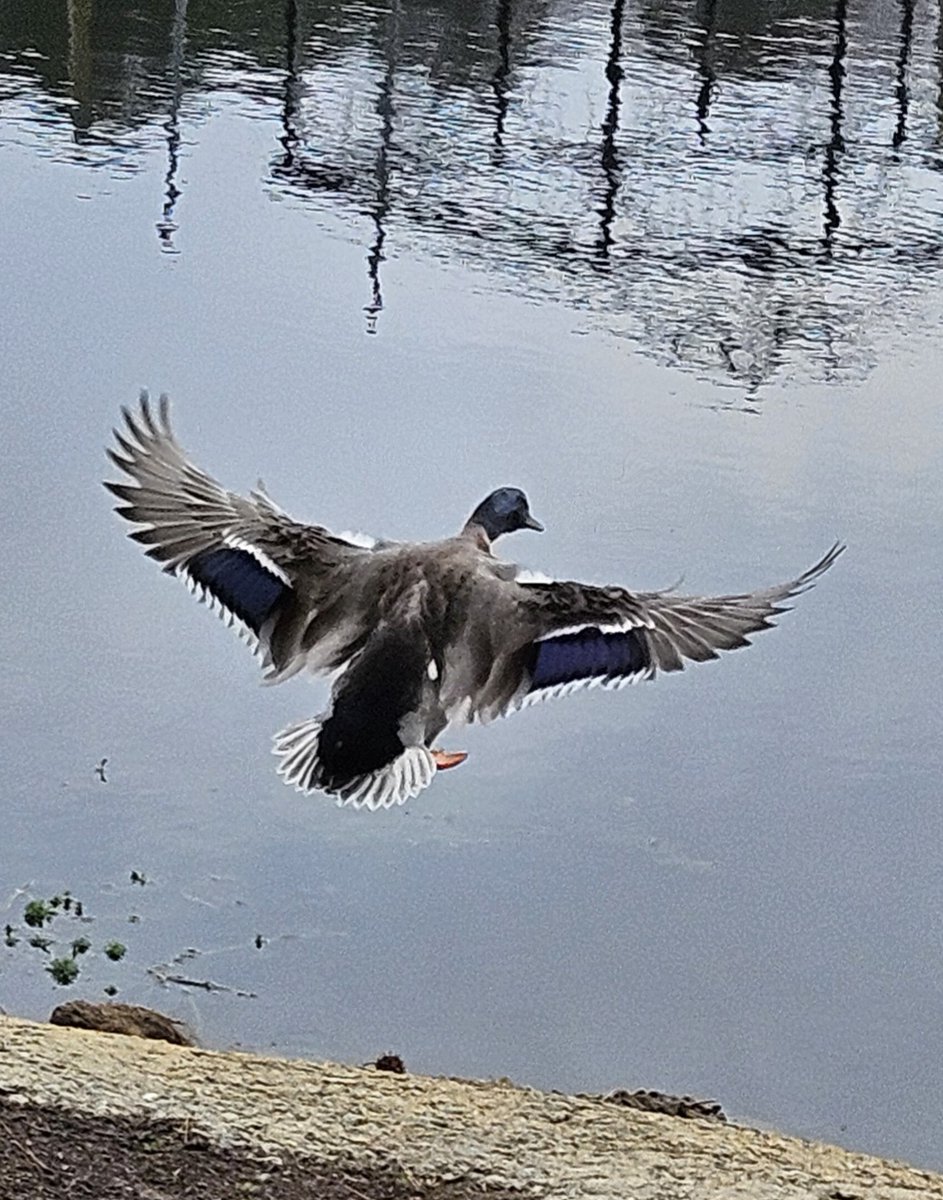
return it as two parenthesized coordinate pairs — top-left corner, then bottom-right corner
(524, 514), (544, 532)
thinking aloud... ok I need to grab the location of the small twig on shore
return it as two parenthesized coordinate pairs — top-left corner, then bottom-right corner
(0, 1116), (54, 1175)
(338, 1178), (374, 1200)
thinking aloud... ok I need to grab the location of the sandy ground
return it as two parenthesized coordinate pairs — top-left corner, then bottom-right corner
(0, 1015), (941, 1200)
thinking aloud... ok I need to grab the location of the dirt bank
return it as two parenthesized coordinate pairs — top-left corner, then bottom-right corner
(0, 1015), (940, 1199)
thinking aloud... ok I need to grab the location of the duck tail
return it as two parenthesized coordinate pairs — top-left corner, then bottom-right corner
(272, 718), (436, 810)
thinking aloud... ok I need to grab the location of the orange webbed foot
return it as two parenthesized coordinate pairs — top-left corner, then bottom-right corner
(431, 749), (468, 771)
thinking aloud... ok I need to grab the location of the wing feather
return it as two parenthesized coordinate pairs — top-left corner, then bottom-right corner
(501, 543), (844, 712)
(104, 391), (376, 679)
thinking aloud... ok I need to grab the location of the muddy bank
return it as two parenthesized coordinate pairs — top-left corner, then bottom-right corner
(0, 1015), (940, 1200)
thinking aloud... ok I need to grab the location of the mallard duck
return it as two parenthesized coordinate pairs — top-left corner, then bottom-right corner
(105, 394), (843, 810)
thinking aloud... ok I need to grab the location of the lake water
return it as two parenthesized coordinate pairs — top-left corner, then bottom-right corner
(2, 0), (942, 1173)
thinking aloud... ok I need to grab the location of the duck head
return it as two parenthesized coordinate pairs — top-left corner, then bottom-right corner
(464, 487), (544, 543)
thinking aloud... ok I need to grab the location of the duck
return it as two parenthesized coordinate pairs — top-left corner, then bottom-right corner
(105, 394), (844, 810)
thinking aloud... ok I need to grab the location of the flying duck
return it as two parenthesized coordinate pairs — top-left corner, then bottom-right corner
(105, 394), (843, 810)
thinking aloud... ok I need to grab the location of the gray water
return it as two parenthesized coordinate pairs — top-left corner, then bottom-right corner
(2, 0), (942, 1173)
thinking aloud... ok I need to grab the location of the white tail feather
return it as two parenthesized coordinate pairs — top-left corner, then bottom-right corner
(272, 718), (436, 810)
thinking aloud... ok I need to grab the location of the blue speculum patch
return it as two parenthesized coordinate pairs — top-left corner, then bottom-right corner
(186, 546), (287, 632)
(530, 627), (648, 690)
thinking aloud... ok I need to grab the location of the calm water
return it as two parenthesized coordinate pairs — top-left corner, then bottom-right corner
(2, 0), (943, 1172)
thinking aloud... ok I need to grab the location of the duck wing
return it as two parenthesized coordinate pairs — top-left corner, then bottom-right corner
(500, 544), (844, 712)
(105, 392), (379, 681)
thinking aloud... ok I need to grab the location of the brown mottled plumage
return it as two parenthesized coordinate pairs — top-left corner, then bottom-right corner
(105, 393), (843, 809)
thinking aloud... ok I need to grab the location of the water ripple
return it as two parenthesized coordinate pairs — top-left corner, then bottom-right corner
(2, 0), (942, 388)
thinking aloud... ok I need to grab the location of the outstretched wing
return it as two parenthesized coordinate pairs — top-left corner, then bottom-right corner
(105, 392), (377, 681)
(503, 543), (844, 710)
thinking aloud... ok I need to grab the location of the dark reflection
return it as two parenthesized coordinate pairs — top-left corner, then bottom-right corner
(938, 0), (943, 142)
(893, 0), (914, 150)
(640, 0), (836, 79)
(492, 0), (512, 157)
(693, 0), (718, 142)
(363, 3), (399, 334)
(596, 0), (625, 258)
(156, 0), (188, 251)
(268, 6), (358, 199)
(5, 0), (943, 387)
(822, 0), (847, 252)
(66, 0), (94, 137)
(278, 0), (301, 177)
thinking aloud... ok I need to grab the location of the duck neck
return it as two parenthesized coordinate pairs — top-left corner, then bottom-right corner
(461, 521), (493, 553)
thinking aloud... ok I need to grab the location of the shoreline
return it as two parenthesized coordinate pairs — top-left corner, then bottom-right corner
(1, 1014), (941, 1199)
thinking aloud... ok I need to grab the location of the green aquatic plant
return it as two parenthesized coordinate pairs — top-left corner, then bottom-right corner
(8, 875), (255, 1000)
(24, 899), (56, 928)
(47, 957), (80, 985)
(6, 886), (140, 988)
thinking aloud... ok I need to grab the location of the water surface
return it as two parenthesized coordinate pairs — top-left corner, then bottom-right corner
(1, 0), (942, 1172)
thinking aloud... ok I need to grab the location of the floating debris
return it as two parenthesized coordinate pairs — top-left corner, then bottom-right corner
(71, 936), (91, 956)
(103, 941), (127, 962)
(254, 933), (265, 949)
(148, 963), (256, 999)
(129, 870), (147, 886)
(2, 884), (32, 910)
(95, 758), (108, 782)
